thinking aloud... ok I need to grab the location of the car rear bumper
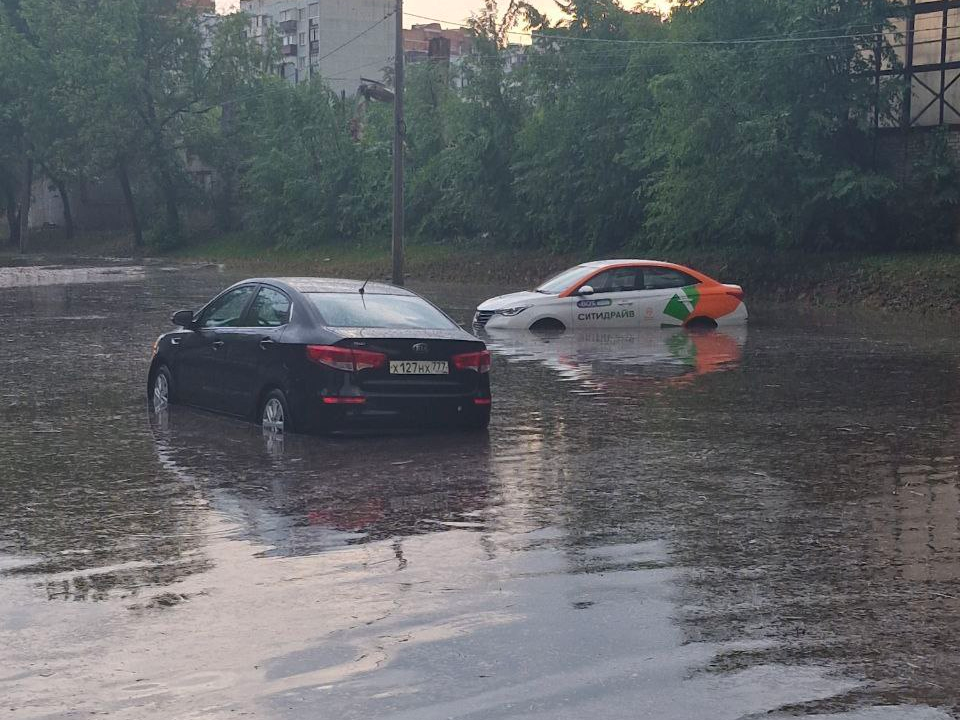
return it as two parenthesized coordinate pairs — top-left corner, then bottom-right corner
(715, 302), (748, 326)
(292, 392), (491, 432)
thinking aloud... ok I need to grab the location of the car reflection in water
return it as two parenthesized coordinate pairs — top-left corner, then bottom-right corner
(483, 326), (746, 397)
(148, 406), (493, 558)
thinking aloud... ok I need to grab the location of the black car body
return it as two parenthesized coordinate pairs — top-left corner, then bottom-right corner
(147, 278), (491, 433)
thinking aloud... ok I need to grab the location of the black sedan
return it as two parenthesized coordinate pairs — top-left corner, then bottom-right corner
(147, 278), (492, 433)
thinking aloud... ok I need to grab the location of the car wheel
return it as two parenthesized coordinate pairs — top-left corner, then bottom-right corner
(530, 318), (566, 333)
(459, 407), (491, 432)
(260, 389), (293, 434)
(149, 365), (174, 410)
(685, 317), (718, 332)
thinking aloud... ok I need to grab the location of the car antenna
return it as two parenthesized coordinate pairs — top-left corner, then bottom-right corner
(358, 276), (371, 308)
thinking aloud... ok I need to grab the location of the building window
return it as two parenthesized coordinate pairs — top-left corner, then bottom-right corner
(299, 32), (305, 45)
(279, 9), (290, 21)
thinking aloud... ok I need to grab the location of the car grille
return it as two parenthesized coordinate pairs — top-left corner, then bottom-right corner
(473, 310), (495, 328)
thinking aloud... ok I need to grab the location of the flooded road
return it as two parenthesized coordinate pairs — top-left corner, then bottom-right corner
(1, 264), (959, 719)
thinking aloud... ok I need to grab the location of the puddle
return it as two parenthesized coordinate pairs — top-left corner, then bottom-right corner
(1, 265), (958, 718)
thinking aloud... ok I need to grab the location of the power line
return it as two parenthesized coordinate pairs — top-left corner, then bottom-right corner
(404, 10), (945, 49)
(316, 8), (397, 63)
(529, 29), (890, 46)
(192, 13), (956, 111)
(407, 12), (916, 42)
(452, 32), (960, 67)
(405, 11), (529, 39)
(320, 55), (394, 78)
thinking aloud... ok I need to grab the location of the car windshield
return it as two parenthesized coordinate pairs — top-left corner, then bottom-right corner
(535, 266), (590, 294)
(307, 293), (458, 330)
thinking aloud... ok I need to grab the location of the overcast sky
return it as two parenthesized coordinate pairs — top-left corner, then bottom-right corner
(214, 1), (671, 29)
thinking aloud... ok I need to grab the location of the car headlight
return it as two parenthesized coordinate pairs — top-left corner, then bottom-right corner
(495, 306), (530, 317)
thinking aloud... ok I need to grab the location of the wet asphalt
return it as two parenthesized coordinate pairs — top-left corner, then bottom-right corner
(1, 263), (959, 719)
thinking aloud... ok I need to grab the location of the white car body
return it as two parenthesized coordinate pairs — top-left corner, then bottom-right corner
(474, 259), (748, 332)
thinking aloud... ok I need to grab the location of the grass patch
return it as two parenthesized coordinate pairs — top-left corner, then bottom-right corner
(172, 232), (577, 285)
(5, 228), (960, 314)
(0, 228), (137, 259)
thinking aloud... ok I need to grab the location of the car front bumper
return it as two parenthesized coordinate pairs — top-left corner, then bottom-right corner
(473, 310), (529, 331)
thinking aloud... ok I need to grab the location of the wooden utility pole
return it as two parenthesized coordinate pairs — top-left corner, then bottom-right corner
(392, 0), (405, 286)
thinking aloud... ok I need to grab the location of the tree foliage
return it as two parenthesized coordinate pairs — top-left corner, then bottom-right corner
(1, 0), (958, 255)
(232, 0), (957, 254)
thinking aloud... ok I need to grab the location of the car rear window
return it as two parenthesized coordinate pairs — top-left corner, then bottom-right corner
(307, 293), (458, 329)
(643, 267), (699, 290)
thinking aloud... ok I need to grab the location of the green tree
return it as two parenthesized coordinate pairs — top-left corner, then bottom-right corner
(48, 0), (243, 248)
(638, 0), (919, 251)
(184, 12), (275, 232)
(510, 3), (666, 251)
(239, 80), (362, 246)
(0, 0), (42, 250)
(411, 0), (526, 240)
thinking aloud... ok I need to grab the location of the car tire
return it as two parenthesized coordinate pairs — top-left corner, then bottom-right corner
(149, 365), (175, 410)
(260, 389), (294, 434)
(459, 407), (491, 432)
(530, 318), (566, 333)
(685, 317), (718, 331)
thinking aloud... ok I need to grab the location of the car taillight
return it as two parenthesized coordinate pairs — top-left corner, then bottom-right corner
(452, 350), (491, 373)
(322, 396), (366, 405)
(306, 345), (387, 372)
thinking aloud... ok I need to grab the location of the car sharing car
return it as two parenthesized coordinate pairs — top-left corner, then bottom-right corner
(474, 260), (747, 332)
(148, 278), (492, 433)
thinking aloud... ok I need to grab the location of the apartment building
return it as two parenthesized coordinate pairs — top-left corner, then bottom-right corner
(403, 23), (473, 63)
(240, 0), (394, 95)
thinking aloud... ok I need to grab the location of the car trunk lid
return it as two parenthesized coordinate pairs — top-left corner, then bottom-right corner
(334, 333), (487, 395)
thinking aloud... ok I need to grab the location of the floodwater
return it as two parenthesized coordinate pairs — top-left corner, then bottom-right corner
(1, 263), (959, 720)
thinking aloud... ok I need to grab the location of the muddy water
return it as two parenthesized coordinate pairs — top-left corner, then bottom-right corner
(1, 264), (959, 719)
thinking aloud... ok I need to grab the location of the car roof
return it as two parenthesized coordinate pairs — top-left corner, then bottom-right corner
(551, 259), (717, 297)
(241, 277), (414, 296)
(578, 259), (684, 270)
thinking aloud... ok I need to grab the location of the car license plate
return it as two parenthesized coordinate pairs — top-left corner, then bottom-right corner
(389, 360), (449, 375)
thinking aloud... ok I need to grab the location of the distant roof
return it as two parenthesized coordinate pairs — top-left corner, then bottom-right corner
(269, 278), (412, 295)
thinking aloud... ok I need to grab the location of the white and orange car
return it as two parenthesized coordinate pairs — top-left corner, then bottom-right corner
(474, 260), (747, 332)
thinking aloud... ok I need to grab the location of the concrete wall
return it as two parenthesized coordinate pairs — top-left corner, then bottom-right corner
(27, 180), (65, 229)
(876, 127), (960, 179)
(26, 177), (133, 233)
(241, 0), (394, 95)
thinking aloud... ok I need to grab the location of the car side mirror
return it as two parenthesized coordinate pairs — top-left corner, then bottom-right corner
(171, 310), (196, 328)
(577, 285), (595, 296)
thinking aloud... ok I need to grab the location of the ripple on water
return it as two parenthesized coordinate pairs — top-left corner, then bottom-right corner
(0, 265), (147, 288)
(1, 271), (960, 718)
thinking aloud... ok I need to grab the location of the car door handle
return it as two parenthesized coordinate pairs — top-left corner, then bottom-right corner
(212, 341), (224, 350)
(171, 337), (181, 346)
(260, 338), (276, 350)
